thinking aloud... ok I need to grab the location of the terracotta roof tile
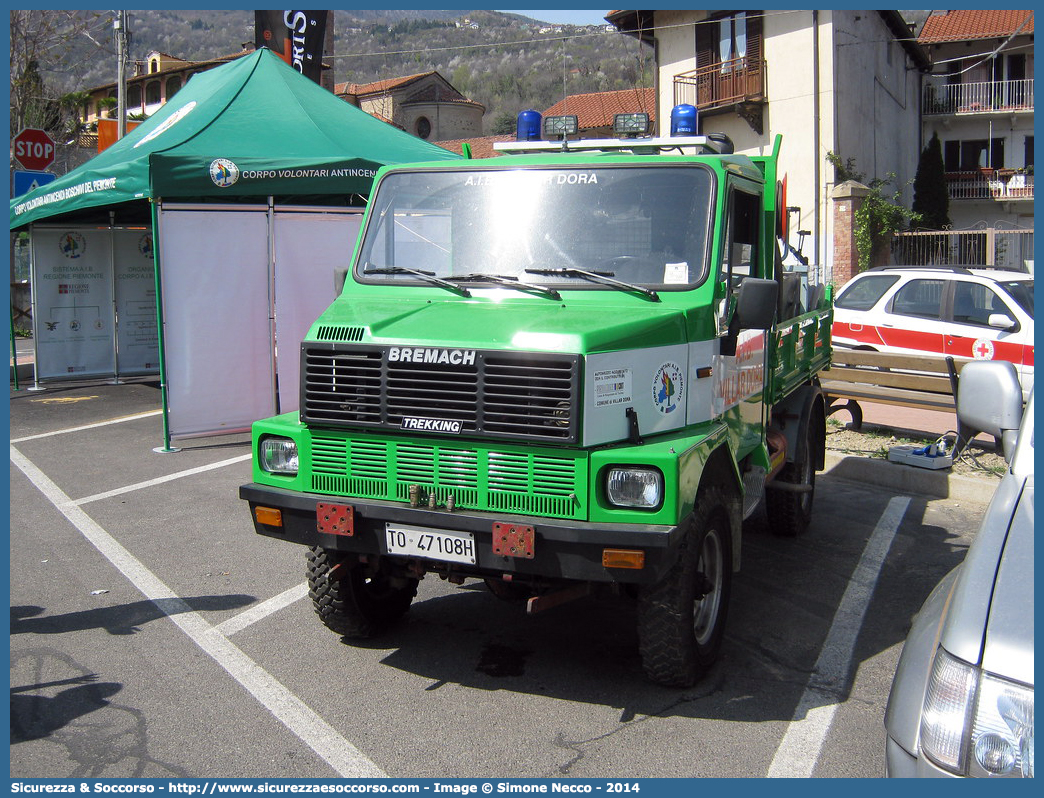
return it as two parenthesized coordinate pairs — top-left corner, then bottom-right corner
(433, 135), (513, 159)
(335, 71), (434, 97)
(542, 87), (656, 131)
(919, 10), (1034, 43)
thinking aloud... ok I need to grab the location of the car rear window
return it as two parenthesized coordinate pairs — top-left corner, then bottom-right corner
(834, 274), (900, 310)
(998, 280), (1034, 319)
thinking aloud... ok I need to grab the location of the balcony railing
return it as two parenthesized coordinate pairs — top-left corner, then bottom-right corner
(923, 78), (1034, 115)
(946, 170), (1034, 201)
(674, 55), (766, 112)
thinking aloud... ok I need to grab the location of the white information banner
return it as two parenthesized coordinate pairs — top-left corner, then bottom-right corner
(158, 207), (275, 438)
(113, 228), (160, 374)
(273, 209), (364, 412)
(32, 228), (116, 379)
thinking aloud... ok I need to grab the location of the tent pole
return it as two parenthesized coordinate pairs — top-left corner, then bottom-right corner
(10, 301), (20, 392)
(268, 197), (279, 416)
(27, 225), (45, 392)
(109, 213), (122, 385)
(151, 199), (180, 453)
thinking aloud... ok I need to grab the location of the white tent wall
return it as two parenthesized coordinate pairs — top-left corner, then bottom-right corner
(156, 204), (362, 440)
(30, 225), (159, 381)
(273, 209), (364, 413)
(157, 205), (275, 438)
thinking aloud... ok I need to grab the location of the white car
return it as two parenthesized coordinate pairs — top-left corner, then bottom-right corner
(885, 361), (1033, 778)
(832, 266), (1034, 399)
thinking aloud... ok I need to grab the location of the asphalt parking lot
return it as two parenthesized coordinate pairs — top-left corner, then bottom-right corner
(9, 377), (993, 779)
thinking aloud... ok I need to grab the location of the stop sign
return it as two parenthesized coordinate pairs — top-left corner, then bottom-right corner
(13, 127), (56, 171)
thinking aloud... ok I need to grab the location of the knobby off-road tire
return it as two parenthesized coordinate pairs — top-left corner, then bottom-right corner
(306, 546), (418, 638)
(637, 485), (734, 687)
(766, 409), (823, 537)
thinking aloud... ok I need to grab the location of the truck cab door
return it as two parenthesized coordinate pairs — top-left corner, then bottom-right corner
(714, 183), (767, 456)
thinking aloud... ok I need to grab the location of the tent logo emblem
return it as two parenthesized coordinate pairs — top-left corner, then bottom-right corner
(209, 158), (240, 188)
(134, 101), (197, 149)
(59, 232), (87, 259)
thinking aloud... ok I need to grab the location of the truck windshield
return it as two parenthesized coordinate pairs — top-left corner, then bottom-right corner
(355, 166), (714, 290)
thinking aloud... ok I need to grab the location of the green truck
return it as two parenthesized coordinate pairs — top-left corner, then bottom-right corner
(240, 110), (833, 687)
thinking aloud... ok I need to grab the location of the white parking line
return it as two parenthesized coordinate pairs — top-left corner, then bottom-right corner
(11, 444), (386, 779)
(767, 495), (911, 778)
(73, 454), (252, 505)
(211, 583), (310, 637)
(11, 409), (163, 443)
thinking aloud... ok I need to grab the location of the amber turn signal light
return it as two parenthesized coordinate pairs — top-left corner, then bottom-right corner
(255, 506), (283, 527)
(602, 549), (645, 569)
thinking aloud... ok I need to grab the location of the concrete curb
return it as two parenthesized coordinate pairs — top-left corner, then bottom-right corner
(824, 450), (1000, 504)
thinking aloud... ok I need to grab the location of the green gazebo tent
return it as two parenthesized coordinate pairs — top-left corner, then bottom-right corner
(11, 48), (459, 227)
(11, 49), (461, 449)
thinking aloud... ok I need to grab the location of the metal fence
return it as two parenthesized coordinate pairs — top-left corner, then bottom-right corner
(891, 227), (1034, 272)
(923, 78), (1034, 115)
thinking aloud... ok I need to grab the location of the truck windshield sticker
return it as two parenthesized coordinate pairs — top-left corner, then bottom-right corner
(664, 262), (689, 284)
(594, 368), (632, 407)
(652, 362), (685, 414)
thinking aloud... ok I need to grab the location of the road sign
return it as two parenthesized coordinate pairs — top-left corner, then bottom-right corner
(13, 127), (57, 171)
(14, 170), (57, 196)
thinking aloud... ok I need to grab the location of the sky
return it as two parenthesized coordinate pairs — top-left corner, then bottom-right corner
(498, 10), (611, 26)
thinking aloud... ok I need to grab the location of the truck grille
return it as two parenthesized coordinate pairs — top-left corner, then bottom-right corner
(302, 344), (580, 443)
(309, 433), (587, 520)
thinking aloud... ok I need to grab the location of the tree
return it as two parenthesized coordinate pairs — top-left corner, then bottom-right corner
(489, 112), (517, 136)
(912, 132), (951, 230)
(10, 10), (110, 137)
(827, 151), (921, 272)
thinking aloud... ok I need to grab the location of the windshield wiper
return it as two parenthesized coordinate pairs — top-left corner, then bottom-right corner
(525, 267), (660, 301)
(363, 265), (471, 297)
(446, 273), (561, 300)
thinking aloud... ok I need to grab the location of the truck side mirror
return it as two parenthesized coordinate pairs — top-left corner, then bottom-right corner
(734, 277), (779, 330)
(956, 360), (1023, 462)
(334, 268), (348, 295)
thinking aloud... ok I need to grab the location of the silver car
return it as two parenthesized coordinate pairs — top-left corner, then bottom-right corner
(885, 360), (1034, 778)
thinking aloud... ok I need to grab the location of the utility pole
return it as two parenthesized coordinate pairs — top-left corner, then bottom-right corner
(115, 10), (128, 139)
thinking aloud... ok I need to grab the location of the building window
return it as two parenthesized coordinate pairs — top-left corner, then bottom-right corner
(127, 84), (142, 111)
(944, 138), (1005, 171)
(1025, 136), (1034, 170)
(688, 10), (763, 112)
(145, 81), (161, 106)
(415, 116), (432, 139)
(166, 76), (182, 99)
(149, 57), (160, 74)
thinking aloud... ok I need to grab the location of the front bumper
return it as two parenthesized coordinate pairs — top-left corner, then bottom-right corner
(240, 482), (684, 585)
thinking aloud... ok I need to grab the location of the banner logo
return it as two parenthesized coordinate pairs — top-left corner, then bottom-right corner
(209, 159), (240, 188)
(652, 362), (684, 414)
(138, 233), (154, 259)
(255, 10), (327, 83)
(59, 232), (87, 259)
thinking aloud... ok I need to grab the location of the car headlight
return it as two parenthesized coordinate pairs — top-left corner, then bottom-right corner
(606, 467), (663, 509)
(920, 647), (1034, 777)
(259, 437), (299, 475)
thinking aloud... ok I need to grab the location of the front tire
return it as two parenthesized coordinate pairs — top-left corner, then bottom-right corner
(306, 547), (418, 638)
(637, 485), (734, 687)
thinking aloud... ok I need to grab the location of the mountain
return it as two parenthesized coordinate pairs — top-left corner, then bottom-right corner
(49, 9), (651, 136)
